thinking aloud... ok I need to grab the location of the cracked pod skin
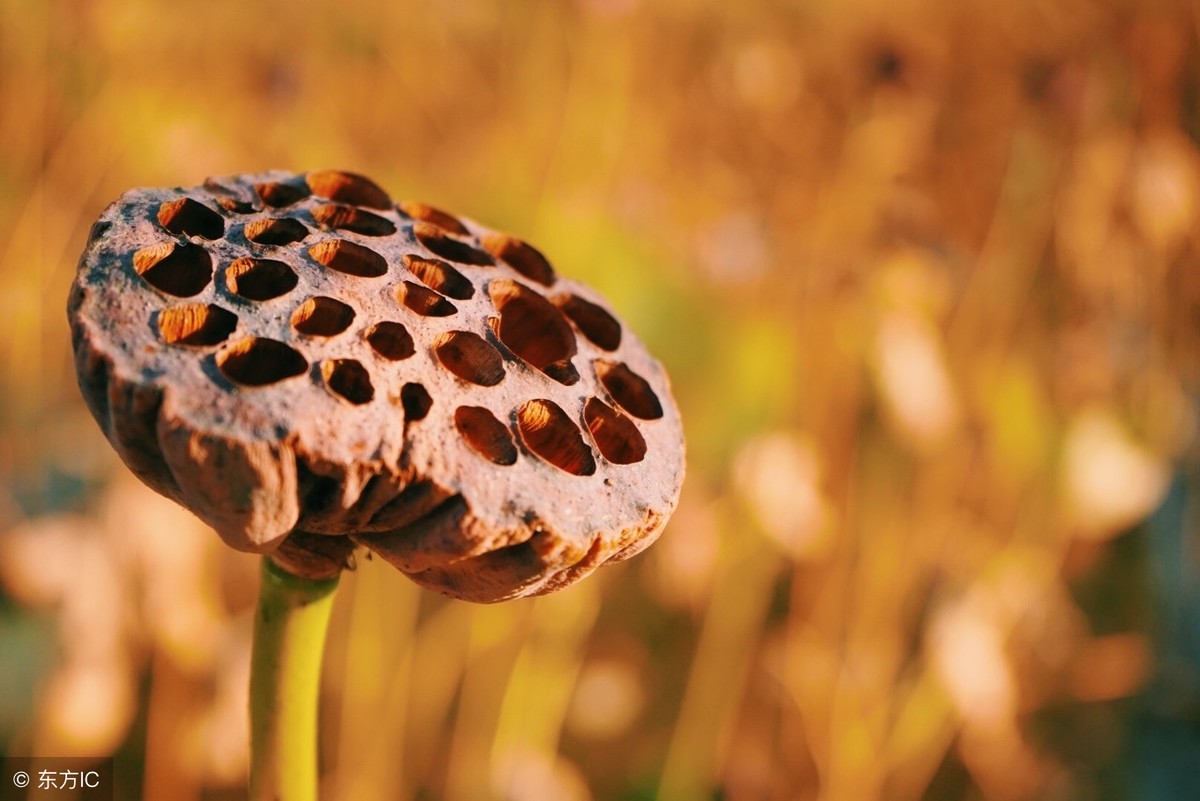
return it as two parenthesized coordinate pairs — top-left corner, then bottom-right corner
(68, 170), (685, 602)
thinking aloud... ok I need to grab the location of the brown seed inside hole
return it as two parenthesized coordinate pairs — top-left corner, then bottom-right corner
(217, 337), (307, 386)
(133, 242), (213, 297)
(158, 303), (238, 346)
(322, 359), (374, 405)
(255, 181), (310, 208)
(488, 279), (577, 384)
(516, 399), (596, 476)
(404, 254), (474, 299)
(481, 233), (555, 286)
(401, 382), (432, 421)
(292, 297), (356, 336)
(245, 217), (310, 245)
(308, 240), (388, 278)
(596, 360), (663, 420)
(366, 321), (414, 360)
(157, 198), (225, 240)
(226, 258), (299, 300)
(312, 204), (396, 236)
(584, 397), (647, 464)
(398, 202), (470, 235)
(554, 294), (622, 351)
(455, 406), (518, 465)
(216, 196), (257, 214)
(398, 281), (456, 317)
(434, 331), (505, 386)
(413, 222), (494, 265)
(306, 170), (392, 210)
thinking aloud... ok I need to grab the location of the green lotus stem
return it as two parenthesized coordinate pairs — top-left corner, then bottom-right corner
(249, 557), (340, 801)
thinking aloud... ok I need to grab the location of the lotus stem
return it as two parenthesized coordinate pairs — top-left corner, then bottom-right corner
(249, 557), (340, 801)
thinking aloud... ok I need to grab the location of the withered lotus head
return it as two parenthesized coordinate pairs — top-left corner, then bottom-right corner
(68, 170), (685, 602)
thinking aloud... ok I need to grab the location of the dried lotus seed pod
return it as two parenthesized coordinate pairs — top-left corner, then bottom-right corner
(68, 169), (685, 602)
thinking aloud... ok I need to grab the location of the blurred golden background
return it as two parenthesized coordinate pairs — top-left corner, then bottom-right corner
(3, 0), (1200, 799)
